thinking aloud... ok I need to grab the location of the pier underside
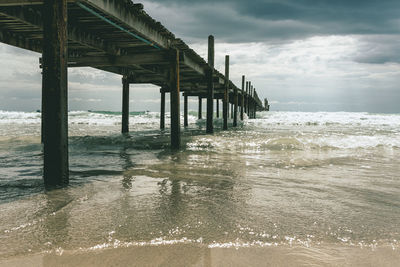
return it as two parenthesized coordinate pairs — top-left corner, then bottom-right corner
(0, 0), (265, 187)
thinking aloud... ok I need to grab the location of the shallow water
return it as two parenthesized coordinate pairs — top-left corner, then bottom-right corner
(0, 111), (400, 262)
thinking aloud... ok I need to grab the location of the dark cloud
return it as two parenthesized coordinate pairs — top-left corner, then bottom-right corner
(353, 35), (400, 64)
(142, 0), (400, 42)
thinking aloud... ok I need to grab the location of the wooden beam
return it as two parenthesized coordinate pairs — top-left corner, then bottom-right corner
(233, 82), (238, 126)
(216, 99), (219, 118)
(0, 29), (42, 53)
(246, 81), (251, 115)
(206, 35), (214, 134)
(121, 76), (129, 133)
(169, 49), (180, 149)
(68, 51), (170, 67)
(184, 94), (188, 127)
(160, 88), (165, 130)
(0, 5), (121, 55)
(223, 55), (229, 130)
(0, 0), (75, 5)
(181, 52), (206, 76)
(80, 0), (170, 48)
(241, 75), (245, 121)
(198, 97), (202, 119)
(42, 0), (69, 187)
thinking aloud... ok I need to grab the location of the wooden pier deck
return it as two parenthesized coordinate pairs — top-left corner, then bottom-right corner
(0, 0), (267, 187)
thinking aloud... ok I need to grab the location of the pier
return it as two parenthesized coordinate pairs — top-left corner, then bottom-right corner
(0, 0), (266, 187)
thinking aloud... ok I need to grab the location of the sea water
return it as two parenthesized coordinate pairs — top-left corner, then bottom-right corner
(0, 111), (399, 264)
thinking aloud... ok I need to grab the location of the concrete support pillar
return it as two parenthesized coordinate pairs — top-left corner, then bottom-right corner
(184, 94), (188, 127)
(252, 86), (255, 118)
(160, 88), (165, 130)
(245, 81), (249, 116)
(240, 75), (245, 121)
(121, 76), (130, 133)
(206, 35), (214, 134)
(42, 0), (69, 187)
(247, 81), (251, 115)
(216, 99), (219, 118)
(223, 55), (229, 130)
(198, 97), (202, 119)
(169, 49), (180, 149)
(233, 85), (238, 127)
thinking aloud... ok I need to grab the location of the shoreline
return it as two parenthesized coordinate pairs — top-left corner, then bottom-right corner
(1, 244), (399, 267)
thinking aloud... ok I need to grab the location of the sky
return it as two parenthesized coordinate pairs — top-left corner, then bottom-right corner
(1, 0), (400, 113)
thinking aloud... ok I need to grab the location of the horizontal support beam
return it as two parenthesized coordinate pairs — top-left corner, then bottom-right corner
(80, 0), (170, 49)
(0, 0), (75, 6)
(181, 53), (206, 76)
(0, 28), (42, 53)
(0, 6), (121, 55)
(0, 0), (43, 6)
(68, 51), (171, 67)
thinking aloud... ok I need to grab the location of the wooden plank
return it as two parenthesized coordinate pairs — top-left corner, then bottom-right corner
(42, 0), (69, 187)
(206, 35), (214, 133)
(169, 49), (180, 149)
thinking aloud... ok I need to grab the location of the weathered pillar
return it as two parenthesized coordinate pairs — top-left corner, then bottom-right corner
(121, 76), (130, 133)
(245, 81), (249, 116)
(227, 97), (229, 119)
(41, 67), (45, 144)
(231, 103), (234, 119)
(250, 85), (254, 119)
(240, 75), (245, 121)
(223, 55), (229, 130)
(206, 35), (214, 133)
(198, 97), (202, 119)
(160, 88), (165, 130)
(233, 84), (238, 126)
(254, 89), (257, 119)
(42, 0), (68, 187)
(169, 49), (180, 149)
(184, 94), (188, 127)
(247, 81), (251, 115)
(216, 99), (219, 118)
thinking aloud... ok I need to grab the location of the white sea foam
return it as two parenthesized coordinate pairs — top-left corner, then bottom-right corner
(255, 111), (400, 128)
(0, 110), (197, 126)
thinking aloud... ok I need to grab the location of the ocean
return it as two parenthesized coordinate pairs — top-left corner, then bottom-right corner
(1, 110), (400, 266)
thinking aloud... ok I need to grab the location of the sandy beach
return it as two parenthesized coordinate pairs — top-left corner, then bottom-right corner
(1, 244), (400, 267)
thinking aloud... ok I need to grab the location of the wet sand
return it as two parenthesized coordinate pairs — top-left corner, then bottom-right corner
(1, 244), (399, 267)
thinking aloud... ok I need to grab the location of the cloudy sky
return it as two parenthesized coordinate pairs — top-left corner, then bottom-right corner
(1, 0), (400, 113)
